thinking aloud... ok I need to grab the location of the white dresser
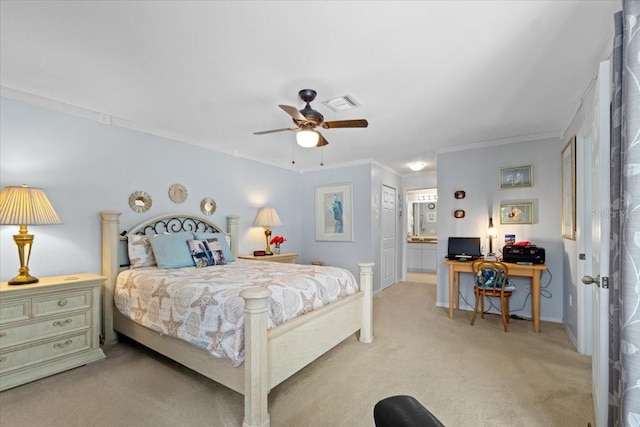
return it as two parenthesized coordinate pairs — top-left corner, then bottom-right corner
(0, 273), (106, 391)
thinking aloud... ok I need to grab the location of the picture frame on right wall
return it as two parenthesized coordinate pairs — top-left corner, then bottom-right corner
(561, 136), (576, 239)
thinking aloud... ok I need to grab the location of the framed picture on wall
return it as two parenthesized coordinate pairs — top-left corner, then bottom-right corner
(500, 201), (534, 224)
(499, 165), (533, 189)
(561, 137), (576, 239)
(315, 183), (353, 242)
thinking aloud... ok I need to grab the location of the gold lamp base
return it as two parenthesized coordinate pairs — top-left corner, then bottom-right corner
(8, 225), (39, 286)
(264, 226), (273, 255)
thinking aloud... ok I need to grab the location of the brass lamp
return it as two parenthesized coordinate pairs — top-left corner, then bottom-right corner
(0, 185), (62, 285)
(487, 217), (498, 255)
(253, 207), (281, 255)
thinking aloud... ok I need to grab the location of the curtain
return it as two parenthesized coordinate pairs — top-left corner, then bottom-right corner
(609, 2), (640, 426)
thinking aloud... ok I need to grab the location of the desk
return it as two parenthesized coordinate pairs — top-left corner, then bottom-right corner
(444, 260), (547, 332)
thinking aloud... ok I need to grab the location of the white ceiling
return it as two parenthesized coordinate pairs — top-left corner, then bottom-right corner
(0, 1), (620, 174)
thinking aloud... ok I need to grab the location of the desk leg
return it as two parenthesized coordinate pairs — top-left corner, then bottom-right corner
(455, 272), (460, 310)
(531, 271), (542, 333)
(448, 265), (455, 319)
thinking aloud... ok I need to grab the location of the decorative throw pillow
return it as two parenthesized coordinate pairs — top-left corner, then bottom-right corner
(187, 239), (227, 267)
(127, 234), (157, 268)
(148, 232), (195, 269)
(193, 232), (235, 262)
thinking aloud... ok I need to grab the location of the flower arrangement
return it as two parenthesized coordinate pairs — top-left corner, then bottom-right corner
(270, 235), (286, 253)
(270, 235), (286, 245)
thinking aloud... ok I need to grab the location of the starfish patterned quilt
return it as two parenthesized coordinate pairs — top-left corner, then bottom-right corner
(114, 259), (359, 367)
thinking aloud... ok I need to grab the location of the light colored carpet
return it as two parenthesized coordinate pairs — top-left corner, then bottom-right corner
(0, 280), (593, 426)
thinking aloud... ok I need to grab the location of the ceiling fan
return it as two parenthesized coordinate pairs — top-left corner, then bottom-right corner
(253, 89), (368, 147)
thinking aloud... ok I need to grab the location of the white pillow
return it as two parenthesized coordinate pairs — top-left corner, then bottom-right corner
(127, 234), (157, 268)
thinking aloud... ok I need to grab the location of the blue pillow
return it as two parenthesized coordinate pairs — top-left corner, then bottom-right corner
(149, 232), (195, 269)
(193, 232), (235, 262)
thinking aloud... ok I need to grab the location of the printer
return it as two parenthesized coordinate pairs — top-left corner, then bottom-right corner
(502, 245), (545, 264)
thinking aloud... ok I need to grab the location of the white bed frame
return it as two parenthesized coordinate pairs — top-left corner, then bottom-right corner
(100, 211), (374, 427)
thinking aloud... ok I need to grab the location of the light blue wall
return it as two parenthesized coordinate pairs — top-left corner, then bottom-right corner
(436, 139), (564, 322)
(0, 97), (381, 283)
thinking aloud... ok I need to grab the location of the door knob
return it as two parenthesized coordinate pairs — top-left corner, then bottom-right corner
(582, 275), (600, 285)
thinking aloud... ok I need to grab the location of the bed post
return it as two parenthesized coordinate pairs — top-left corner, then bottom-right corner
(358, 262), (375, 343)
(240, 287), (272, 427)
(227, 215), (239, 258)
(100, 211), (121, 346)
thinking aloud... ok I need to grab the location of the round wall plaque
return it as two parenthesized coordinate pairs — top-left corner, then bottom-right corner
(129, 191), (152, 213)
(169, 184), (188, 204)
(453, 209), (466, 219)
(200, 197), (217, 215)
(454, 190), (466, 199)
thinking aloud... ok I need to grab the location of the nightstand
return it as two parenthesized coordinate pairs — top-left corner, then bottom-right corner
(0, 273), (106, 391)
(238, 253), (299, 264)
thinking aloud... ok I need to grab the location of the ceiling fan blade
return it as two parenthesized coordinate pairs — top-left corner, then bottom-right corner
(253, 127), (297, 135)
(321, 119), (369, 129)
(279, 104), (306, 122)
(316, 133), (329, 147)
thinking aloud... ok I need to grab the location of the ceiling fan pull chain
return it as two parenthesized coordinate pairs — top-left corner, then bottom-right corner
(292, 141), (296, 164)
(320, 147), (324, 166)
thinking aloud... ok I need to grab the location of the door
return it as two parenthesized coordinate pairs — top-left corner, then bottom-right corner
(583, 60), (610, 427)
(381, 185), (396, 289)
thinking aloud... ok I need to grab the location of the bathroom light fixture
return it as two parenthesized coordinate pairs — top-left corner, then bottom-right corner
(408, 162), (426, 172)
(296, 125), (319, 148)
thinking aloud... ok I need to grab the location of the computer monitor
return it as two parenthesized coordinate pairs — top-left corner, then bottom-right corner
(447, 237), (482, 260)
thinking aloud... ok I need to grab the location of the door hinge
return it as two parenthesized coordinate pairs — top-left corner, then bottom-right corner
(602, 276), (609, 289)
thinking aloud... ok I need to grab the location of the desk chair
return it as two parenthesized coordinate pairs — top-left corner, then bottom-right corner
(471, 260), (515, 332)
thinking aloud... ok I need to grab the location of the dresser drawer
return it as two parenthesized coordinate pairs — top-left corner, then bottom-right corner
(0, 330), (91, 373)
(0, 300), (30, 325)
(32, 290), (91, 317)
(0, 311), (91, 348)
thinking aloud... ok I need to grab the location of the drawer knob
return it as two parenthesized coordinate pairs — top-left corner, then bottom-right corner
(53, 319), (73, 327)
(53, 339), (73, 349)
(58, 299), (68, 306)
(0, 331), (6, 338)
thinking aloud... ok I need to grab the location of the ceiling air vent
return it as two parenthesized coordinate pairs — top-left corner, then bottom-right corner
(321, 94), (362, 112)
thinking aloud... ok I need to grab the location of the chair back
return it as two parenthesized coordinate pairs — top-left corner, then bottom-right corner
(471, 261), (512, 293)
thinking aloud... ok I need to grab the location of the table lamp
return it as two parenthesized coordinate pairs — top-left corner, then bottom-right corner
(253, 207), (281, 255)
(0, 185), (63, 285)
(487, 217), (498, 256)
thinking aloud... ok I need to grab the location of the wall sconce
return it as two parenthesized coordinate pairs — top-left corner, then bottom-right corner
(487, 217), (498, 255)
(0, 185), (63, 285)
(253, 207), (281, 255)
(296, 125), (320, 148)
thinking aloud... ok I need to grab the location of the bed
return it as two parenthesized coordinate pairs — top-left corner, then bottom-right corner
(100, 211), (374, 427)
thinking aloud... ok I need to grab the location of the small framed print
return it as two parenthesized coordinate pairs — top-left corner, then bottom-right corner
(453, 209), (465, 219)
(315, 183), (353, 242)
(500, 165), (533, 189)
(500, 202), (534, 224)
(454, 190), (466, 199)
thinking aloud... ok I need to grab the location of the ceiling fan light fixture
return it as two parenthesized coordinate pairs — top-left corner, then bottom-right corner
(408, 162), (426, 171)
(296, 127), (319, 148)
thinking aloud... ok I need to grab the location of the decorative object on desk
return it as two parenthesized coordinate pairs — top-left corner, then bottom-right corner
(254, 206), (281, 255)
(561, 136), (576, 239)
(499, 165), (533, 189)
(487, 217), (498, 255)
(453, 209), (465, 219)
(168, 183), (188, 204)
(0, 184), (63, 285)
(504, 234), (516, 246)
(128, 190), (152, 213)
(454, 190), (466, 199)
(315, 182), (353, 241)
(500, 201), (533, 224)
(270, 235), (286, 254)
(200, 197), (216, 215)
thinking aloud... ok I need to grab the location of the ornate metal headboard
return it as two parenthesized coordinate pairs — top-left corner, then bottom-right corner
(125, 214), (223, 236)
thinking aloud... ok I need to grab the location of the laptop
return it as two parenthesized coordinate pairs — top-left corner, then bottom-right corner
(447, 237), (482, 261)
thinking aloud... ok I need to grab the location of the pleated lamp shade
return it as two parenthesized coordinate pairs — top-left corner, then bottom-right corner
(0, 185), (62, 225)
(253, 207), (282, 227)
